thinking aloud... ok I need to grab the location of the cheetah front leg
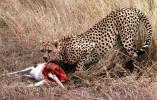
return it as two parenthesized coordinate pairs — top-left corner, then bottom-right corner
(76, 58), (87, 71)
(76, 43), (95, 71)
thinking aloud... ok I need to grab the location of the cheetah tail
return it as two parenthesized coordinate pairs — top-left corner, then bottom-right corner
(134, 8), (153, 56)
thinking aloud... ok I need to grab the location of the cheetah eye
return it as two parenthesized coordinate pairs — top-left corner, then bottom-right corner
(48, 50), (52, 53)
(40, 50), (44, 52)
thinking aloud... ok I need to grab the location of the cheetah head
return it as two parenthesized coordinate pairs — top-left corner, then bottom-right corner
(40, 40), (61, 62)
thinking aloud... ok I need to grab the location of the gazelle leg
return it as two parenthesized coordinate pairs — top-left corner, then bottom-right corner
(7, 67), (34, 75)
(34, 80), (47, 87)
(27, 80), (47, 87)
(23, 74), (34, 78)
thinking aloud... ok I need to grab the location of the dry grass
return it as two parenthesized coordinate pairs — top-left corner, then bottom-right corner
(0, 0), (157, 99)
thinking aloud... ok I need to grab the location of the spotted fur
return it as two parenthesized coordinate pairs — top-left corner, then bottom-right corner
(40, 8), (152, 71)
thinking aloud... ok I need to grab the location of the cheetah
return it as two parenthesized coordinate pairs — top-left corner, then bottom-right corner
(40, 8), (152, 71)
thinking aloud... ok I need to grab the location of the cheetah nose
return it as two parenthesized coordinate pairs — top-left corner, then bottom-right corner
(43, 57), (48, 62)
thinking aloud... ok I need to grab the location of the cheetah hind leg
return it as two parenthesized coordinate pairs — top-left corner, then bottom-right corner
(120, 30), (140, 73)
(124, 59), (141, 74)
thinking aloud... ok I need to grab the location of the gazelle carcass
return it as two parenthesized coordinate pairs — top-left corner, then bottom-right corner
(5, 63), (67, 89)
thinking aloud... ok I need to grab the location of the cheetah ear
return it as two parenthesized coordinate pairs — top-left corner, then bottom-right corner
(52, 40), (59, 48)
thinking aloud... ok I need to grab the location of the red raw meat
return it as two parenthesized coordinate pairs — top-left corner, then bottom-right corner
(42, 63), (68, 83)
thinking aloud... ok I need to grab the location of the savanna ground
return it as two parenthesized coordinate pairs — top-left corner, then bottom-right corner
(1, 0), (157, 100)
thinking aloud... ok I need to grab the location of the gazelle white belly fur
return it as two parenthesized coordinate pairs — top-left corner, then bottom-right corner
(29, 63), (46, 81)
